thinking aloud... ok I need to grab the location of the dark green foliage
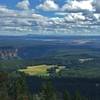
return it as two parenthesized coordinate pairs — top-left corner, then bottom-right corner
(40, 82), (57, 100)
(0, 72), (92, 100)
(0, 72), (9, 100)
(15, 77), (29, 100)
(63, 90), (71, 100)
(0, 59), (25, 72)
(0, 72), (29, 100)
(73, 91), (83, 100)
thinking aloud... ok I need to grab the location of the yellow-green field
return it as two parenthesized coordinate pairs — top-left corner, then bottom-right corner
(19, 65), (52, 76)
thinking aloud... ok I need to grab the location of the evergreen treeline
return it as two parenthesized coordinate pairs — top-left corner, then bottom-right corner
(0, 72), (90, 100)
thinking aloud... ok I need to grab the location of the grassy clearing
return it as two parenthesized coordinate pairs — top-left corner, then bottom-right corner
(19, 65), (52, 76)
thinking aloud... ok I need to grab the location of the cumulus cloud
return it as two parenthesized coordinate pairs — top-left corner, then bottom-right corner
(64, 13), (86, 22)
(0, 5), (17, 17)
(93, 13), (100, 20)
(0, 0), (100, 35)
(0, 5), (50, 33)
(36, 0), (59, 11)
(61, 0), (95, 12)
(16, 0), (30, 10)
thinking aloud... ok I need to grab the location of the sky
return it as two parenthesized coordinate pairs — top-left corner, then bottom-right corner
(0, 0), (100, 35)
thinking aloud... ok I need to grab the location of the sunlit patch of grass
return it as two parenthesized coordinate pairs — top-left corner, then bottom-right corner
(19, 65), (51, 76)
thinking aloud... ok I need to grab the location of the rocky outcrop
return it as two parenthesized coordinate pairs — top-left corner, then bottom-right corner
(0, 48), (18, 59)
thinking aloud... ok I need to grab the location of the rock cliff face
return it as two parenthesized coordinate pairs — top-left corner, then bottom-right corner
(0, 48), (18, 59)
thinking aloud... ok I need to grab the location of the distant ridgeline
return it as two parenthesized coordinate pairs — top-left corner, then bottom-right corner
(0, 47), (18, 59)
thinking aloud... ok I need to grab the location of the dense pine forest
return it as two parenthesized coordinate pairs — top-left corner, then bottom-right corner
(0, 72), (90, 100)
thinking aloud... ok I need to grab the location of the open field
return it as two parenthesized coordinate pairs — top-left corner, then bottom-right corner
(19, 65), (63, 76)
(19, 65), (49, 76)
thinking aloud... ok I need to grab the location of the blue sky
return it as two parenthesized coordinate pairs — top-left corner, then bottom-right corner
(0, 0), (65, 9)
(0, 0), (100, 35)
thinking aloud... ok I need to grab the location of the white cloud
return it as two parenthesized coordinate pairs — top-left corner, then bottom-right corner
(55, 12), (68, 16)
(62, 0), (95, 12)
(16, 0), (30, 10)
(0, 26), (32, 32)
(36, 0), (59, 11)
(64, 13), (86, 22)
(32, 13), (48, 20)
(0, 6), (17, 16)
(0, 0), (100, 35)
(50, 17), (65, 25)
(93, 13), (100, 21)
